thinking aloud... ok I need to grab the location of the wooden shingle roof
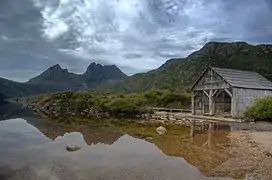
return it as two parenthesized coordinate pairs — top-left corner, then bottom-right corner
(211, 67), (272, 90)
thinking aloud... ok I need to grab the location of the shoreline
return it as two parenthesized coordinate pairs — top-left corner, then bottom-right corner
(208, 130), (272, 180)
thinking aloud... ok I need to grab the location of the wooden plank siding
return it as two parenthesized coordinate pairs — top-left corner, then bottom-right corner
(193, 68), (231, 91)
(232, 88), (272, 118)
(191, 67), (272, 119)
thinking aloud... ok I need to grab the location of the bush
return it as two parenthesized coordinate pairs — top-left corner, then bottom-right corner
(143, 89), (191, 108)
(104, 98), (145, 117)
(105, 98), (139, 111)
(159, 91), (191, 108)
(244, 96), (272, 121)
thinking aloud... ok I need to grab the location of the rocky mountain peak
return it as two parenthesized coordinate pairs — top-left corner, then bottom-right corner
(50, 64), (61, 69)
(47, 64), (69, 73)
(84, 63), (126, 79)
(86, 62), (103, 72)
(27, 64), (73, 85)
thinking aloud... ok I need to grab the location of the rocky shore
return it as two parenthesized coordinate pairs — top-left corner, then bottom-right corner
(209, 131), (272, 180)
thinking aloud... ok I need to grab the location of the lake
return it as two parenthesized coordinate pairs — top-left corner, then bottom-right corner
(0, 103), (258, 180)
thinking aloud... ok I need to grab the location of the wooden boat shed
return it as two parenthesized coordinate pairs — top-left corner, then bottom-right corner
(191, 67), (272, 118)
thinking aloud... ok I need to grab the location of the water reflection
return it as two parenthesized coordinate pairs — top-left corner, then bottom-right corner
(149, 122), (232, 176)
(0, 118), (208, 180)
(0, 103), (123, 146)
(0, 102), (40, 120)
(0, 103), (236, 179)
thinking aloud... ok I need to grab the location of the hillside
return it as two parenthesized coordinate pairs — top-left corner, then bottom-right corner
(101, 42), (272, 92)
(0, 63), (126, 98)
(0, 78), (40, 97)
(27, 64), (87, 91)
(0, 77), (68, 98)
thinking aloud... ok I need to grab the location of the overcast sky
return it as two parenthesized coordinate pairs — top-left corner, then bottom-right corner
(1, 0), (272, 82)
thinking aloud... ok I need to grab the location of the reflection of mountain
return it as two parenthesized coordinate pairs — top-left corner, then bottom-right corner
(0, 103), (123, 146)
(145, 123), (232, 176)
(26, 120), (123, 146)
(72, 128), (123, 146)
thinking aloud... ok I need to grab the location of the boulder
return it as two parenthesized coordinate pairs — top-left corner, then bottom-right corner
(156, 126), (167, 135)
(66, 144), (81, 152)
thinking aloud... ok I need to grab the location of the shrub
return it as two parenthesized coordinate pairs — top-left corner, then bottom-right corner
(159, 91), (191, 108)
(105, 98), (139, 112)
(244, 96), (272, 121)
(104, 98), (145, 117)
(143, 89), (191, 108)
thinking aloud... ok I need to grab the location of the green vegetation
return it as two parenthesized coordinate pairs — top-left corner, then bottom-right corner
(99, 42), (272, 92)
(244, 96), (272, 121)
(27, 89), (191, 121)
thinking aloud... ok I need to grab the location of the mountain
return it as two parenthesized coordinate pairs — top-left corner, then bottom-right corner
(0, 63), (126, 98)
(0, 78), (39, 97)
(101, 42), (272, 92)
(83, 62), (127, 87)
(27, 63), (126, 91)
(0, 77), (67, 98)
(27, 64), (87, 91)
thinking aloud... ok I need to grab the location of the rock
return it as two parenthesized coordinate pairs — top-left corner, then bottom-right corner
(169, 117), (177, 121)
(156, 126), (167, 135)
(66, 144), (81, 152)
(161, 117), (168, 121)
(157, 120), (165, 123)
(176, 120), (184, 125)
(146, 137), (154, 140)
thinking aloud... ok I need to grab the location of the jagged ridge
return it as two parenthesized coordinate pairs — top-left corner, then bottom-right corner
(0, 63), (126, 98)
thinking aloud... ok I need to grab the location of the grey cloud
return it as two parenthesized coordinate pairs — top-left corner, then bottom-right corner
(1, 0), (272, 81)
(124, 53), (144, 59)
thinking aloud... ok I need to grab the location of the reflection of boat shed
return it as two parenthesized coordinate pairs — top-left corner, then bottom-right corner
(191, 67), (272, 118)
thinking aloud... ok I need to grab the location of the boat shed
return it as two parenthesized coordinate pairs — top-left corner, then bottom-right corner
(191, 67), (272, 118)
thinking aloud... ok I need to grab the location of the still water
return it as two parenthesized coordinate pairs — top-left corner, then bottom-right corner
(0, 103), (249, 180)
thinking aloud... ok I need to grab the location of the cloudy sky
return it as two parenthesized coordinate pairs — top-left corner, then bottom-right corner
(1, 0), (272, 82)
